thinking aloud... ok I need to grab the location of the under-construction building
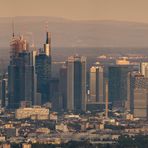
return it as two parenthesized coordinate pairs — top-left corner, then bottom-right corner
(8, 35), (34, 109)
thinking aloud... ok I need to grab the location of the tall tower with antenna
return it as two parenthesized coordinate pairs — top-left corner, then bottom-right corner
(44, 22), (51, 56)
(12, 19), (15, 38)
(35, 22), (52, 104)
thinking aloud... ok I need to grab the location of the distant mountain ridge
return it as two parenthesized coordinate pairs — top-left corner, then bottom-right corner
(0, 16), (148, 48)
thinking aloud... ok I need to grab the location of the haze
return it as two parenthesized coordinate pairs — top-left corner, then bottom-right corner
(0, 0), (148, 23)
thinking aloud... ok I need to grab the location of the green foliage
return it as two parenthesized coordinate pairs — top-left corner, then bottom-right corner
(117, 135), (148, 148)
(62, 140), (94, 148)
(32, 143), (55, 148)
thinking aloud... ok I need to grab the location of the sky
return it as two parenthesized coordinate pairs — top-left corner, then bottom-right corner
(0, 0), (148, 22)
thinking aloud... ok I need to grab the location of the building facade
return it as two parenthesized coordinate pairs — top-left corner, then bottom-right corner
(89, 66), (104, 103)
(133, 89), (148, 118)
(8, 36), (34, 109)
(59, 65), (67, 111)
(35, 31), (52, 104)
(35, 53), (51, 104)
(67, 55), (87, 112)
(108, 65), (132, 108)
(140, 62), (148, 78)
(129, 72), (148, 118)
(15, 106), (49, 120)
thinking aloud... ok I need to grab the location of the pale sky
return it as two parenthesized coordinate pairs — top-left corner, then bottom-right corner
(1, 0), (148, 22)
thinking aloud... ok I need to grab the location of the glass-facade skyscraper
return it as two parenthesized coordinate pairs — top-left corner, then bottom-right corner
(8, 36), (34, 109)
(67, 55), (86, 112)
(108, 65), (132, 108)
(35, 31), (52, 104)
(35, 53), (51, 104)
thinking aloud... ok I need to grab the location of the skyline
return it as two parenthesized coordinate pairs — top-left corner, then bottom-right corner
(0, 1), (148, 147)
(0, 0), (148, 23)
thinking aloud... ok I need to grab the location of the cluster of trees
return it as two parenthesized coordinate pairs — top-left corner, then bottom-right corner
(117, 135), (148, 148)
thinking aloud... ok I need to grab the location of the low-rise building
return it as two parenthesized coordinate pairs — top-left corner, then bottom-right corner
(15, 106), (49, 120)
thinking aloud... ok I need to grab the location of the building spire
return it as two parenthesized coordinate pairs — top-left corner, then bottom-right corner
(12, 18), (15, 38)
(46, 32), (49, 44)
(45, 21), (49, 44)
(44, 21), (51, 56)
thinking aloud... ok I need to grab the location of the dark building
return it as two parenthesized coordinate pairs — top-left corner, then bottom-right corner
(50, 78), (63, 112)
(108, 65), (132, 108)
(8, 36), (34, 109)
(59, 65), (67, 111)
(35, 31), (52, 104)
(35, 54), (51, 104)
(1, 78), (8, 107)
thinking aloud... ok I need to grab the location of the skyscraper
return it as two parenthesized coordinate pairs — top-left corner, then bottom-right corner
(31, 49), (42, 105)
(105, 80), (109, 119)
(0, 79), (2, 107)
(1, 78), (8, 107)
(133, 89), (148, 119)
(129, 72), (148, 118)
(50, 78), (62, 112)
(0, 76), (7, 108)
(35, 54), (51, 104)
(8, 36), (34, 109)
(67, 55), (86, 112)
(128, 72), (143, 111)
(89, 66), (104, 103)
(108, 65), (133, 108)
(35, 31), (52, 104)
(140, 62), (148, 78)
(59, 65), (67, 111)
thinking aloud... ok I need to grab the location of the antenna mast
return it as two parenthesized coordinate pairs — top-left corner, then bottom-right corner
(12, 18), (15, 38)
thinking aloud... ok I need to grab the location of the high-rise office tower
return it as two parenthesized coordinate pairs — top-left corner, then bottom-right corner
(59, 65), (67, 111)
(0, 79), (2, 107)
(108, 65), (133, 108)
(133, 89), (148, 119)
(31, 49), (41, 105)
(129, 72), (148, 118)
(35, 54), (51, 104)
(8, 36), (34, 109)
(0, 77), (6, 108)
(35, 31), (52, 104)
(105, 80), (109, 119)
(126, 72), (132, 111)
(67, 55), (87, 112)
(128, 72), (142, 112)
(1, 78), (8, 107)
(89, 66), (104, 103)
(140, 62), (148, 78)
(50, 78), (63, 112)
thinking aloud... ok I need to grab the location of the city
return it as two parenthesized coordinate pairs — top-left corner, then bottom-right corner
(0, 0), (148, 148)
